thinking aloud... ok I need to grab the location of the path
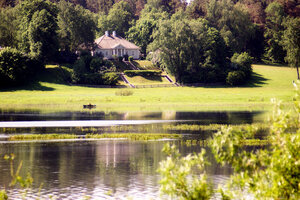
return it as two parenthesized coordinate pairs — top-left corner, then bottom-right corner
(120, 73), (135, 88)
(123, 61), (140, 70)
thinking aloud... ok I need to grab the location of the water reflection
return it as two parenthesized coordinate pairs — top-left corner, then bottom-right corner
(0, 140), (230, 199)
(0, 109), (265, 123)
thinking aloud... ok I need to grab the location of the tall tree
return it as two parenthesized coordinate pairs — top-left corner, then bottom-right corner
(98, 1), (134, 37)
(149, 11), (228, 83)
(58, 0), (96, 52)
(0, 7), (18, 48)
(126, 5), (168, 54)
(282, 17), (300, 79)
(186, 0), (208, 19)
(264, 2), (286, 63)
(98, 0), (114, 14)
(17, 0), (59, 62)
(147, 0), (187, 14)
(206, 0), (256, 55)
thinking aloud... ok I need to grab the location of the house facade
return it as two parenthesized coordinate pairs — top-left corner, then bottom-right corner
(94, 31), (140, 60)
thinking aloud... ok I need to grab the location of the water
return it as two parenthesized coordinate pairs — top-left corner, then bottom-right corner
(0, 109), (264, 199)
(0, 140), (230, 199)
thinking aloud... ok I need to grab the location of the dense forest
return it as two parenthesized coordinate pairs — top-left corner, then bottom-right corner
(0, 0), (299, 85)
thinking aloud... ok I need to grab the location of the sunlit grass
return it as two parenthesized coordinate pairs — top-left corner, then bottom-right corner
(0, 65), (297, 112)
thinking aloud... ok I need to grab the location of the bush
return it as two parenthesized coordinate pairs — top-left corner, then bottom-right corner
(115, 89), (134, 96)
(124, 70), (162, 77)
(89, 57), (104, 73)
(102, 72), (119, 85)
(0, 47), (41, 87)
(128, 56), (133, 61)
(226, 70), (246, 86)
(118, 56), (123, 62)
(231, 52), (253, 78)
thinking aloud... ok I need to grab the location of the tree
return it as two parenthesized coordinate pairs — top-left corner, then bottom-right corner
(98, 1), (134, 37)
(264, 2), (286, 63)
(17, 0), (59, 62)
(149, 12), (228, 83)
(27, 9), (59, 61)
(0, 7), (18, 48)
(57, 0), (97, 52)
(206, 0), (256, 55)
(147, 0), (187, 15)
(126, 5), (168, 54)
(186, 0), (208, 19)
(282, 17), (300, 79)
(0, 47), (40, 87)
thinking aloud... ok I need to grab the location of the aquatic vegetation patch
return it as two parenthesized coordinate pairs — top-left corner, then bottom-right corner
(85, 133), (182, 140)
(7, 133), (182, 141)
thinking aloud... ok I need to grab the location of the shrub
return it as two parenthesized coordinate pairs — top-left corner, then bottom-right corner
(0, 47), (41, 87)
(231, 52), (253, 78)
(90, 57), (104, 73)
(124, 70), (162, 77)
(102, 72), (119, 85)
(115, 89), (134, 96)
(226, 70), (246, 86)
(128, 56), (133, 61)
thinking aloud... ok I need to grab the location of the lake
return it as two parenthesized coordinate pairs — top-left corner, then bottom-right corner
(0, 109), (265, 199)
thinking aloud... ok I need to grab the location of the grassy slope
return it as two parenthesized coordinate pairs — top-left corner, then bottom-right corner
(125, 75), (172, 85)
(0, 64), (297, 111)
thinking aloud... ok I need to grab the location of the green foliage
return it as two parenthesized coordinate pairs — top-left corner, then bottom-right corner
(264, 2), (286, 63)
(230, 52), (253, 78)
(18, 0), (59, 62)
(0, 7), (18, 48)
(282, 17), (300, 79)
(128, 56), (133, 61)
(226, 70), (246, 86)
(210, 97), (300, 199)
(0, 47), (41, 87)
(97, 1), (134, 37)
(158, 143), (212, 200)
(0, 190), (8, 200)
(57, 0), (97, 52)
(124, 70), (161, 77)
(102, 72), (119, 85)
(206, 0), (256, 55)
(126, 5), (169, 54)
(150, 13), (228, 83)
(3, 153), (33, 189)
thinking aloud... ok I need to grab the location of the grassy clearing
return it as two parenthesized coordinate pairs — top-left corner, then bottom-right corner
(8, 133), (182, 141)
(0, 64), (297, 112)
(132, 60), (157, 70)
(125, 75), (172, 85)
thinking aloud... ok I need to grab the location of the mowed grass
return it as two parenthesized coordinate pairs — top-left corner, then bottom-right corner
(0, 64), (297, 111)
(125, 75), (173, 85)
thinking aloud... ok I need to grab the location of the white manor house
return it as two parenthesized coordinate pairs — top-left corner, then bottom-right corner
(93, 31), (140, 60)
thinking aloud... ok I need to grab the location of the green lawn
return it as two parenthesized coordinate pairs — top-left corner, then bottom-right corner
(132, 60), (158, 70)
(125, 75), (173, 85)
(0, 64), (297, 112)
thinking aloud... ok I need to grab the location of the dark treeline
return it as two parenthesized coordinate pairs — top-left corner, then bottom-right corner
(0, 0), (299, 85)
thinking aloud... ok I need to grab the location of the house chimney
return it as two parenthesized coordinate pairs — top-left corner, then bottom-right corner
(105, 31), (109, 36)
(112, 31), (117, 37)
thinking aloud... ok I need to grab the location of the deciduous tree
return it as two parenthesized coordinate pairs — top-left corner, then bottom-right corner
(282, 17), (300, 79)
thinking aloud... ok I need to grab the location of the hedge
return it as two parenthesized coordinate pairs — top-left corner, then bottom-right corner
(124, 70), (162, 77)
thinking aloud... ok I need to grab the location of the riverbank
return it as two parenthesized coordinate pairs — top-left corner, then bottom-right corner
(0, 65), (296, 112)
